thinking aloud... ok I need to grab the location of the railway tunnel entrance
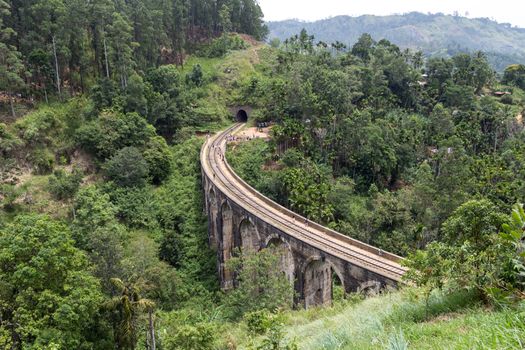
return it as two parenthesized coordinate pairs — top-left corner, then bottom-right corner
(236, 109), (248, 122)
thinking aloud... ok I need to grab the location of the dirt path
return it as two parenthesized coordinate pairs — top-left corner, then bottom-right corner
(235, 126), (272, 140)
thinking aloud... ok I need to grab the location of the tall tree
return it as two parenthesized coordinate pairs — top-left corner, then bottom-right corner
(0, 0), (25, 117)
(106, 278), (155, 350)
(29, 0), (67, 96)
(0, 215), (104, 349)
(107, 12), (135, 89)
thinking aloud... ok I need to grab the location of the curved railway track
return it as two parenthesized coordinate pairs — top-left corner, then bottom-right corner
(201, 123), (408, 282)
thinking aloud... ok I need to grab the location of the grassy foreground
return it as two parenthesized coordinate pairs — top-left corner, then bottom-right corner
(227, 288), (525, 350)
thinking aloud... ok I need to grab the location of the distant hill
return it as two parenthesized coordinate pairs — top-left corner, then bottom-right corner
(267, 12), (525, 71)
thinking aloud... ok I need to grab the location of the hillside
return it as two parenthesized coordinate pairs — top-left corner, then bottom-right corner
(267, 12), (525, 71)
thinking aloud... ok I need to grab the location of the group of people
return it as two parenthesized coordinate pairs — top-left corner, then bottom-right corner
(291, 215), (309, 227)
(226, 134), (258, 142)
(211, 144), (225, 161)
(256, 122), (270, 132)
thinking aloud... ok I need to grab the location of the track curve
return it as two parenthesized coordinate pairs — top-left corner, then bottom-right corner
(201, 123), (407, 282)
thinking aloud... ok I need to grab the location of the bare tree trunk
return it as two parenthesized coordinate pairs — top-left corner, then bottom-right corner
(103, 37), (110, 78)
(43, 84), (49, 104)
(493, 128), (498, 153)
(148, 309), (156, 350)
(52, 35), (61, 98)
(9, 92), (16, 118)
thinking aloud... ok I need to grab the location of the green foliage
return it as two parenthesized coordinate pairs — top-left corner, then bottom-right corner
(76, 111), (154, 159)
(0, 183), (27, 212)
(124, 73), (148, 115)
(155, 137), (217, 304)
(0, 214), (103, 349)
(105, 278), (154, 350)
(500, 203), (525, 290)
(405, 200), (515, 304)
(104, 147), (149, 187)
(199, 34), (248, 58)
(1, 0), (267, 106)
(0, 123), (22, 156)
(224, 247), (294, 319)
(503, 64), (525, 89)
(91, 78), (118, 111)
(160, 319), (216, 350)
(442, 199), (507, 247)
(227, 138), (269, 187)
(186, 64), (204, 86)
(255, 322), (298, 350)
(109, 186), (160, 229)
(142, 136), (172, 184)
(0, 0), (25, 113)
(281, 165), (334, 223)
(244, 310), (282, 335)
(121, 234), (178, 310)
(47, 168), (83, 200)
(15, 108), (64, 145)
(385, 330), (408, 350)
(30, 148), (55, 174)
(72, 186), (125, 291)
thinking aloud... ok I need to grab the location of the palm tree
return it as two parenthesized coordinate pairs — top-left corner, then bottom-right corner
(106, 278), (156, 350)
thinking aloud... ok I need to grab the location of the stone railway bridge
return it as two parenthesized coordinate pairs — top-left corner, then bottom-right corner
(201, 123), (407, 308)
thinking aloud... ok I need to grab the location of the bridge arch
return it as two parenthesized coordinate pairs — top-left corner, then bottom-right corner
(357, 280), (381, 296)
(301, 256), (346, 308)
(236, 109), (248, 122)
(265, 234), (295, 283)
(239, 217), (260, 253)
(220, 200), (234, 289)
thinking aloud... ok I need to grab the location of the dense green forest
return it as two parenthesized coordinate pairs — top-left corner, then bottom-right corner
(0, 0), (266, 115)
(2, 0), (525, 347)
(267, 12), (525, 71)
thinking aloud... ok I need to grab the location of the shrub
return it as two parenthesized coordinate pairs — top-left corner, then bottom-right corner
(162, 322), (216, 350)
(244, 310), (277, 335)
(256, 322), (298, 350)
(500, 94), (514, 105)
(186, 64), (204, 86)
(15, 109), (63, 145)
(109, 186), (160, 228)
(198, 34), (248, 58)
(30, 148), (55, 174)
(281, 149), (303, 168)
(0, 183), (27, 211)
(0, 123), (22, 156)
(48, 168), (83, 200)
(104, 147), (149, 187)
(76, 111), (155, 159)
(142, 136), (172, 184)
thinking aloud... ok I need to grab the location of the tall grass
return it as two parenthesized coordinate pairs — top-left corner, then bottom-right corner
(232, 288), (525, 350)
(385, 330), (408, 350)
